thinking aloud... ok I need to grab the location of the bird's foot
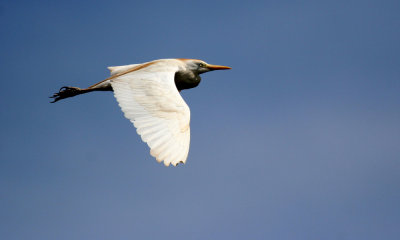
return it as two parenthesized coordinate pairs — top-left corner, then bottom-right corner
(50, 86), (82, 103)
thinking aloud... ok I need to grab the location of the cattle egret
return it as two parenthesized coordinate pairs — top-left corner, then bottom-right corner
(51, 58), (231, 166)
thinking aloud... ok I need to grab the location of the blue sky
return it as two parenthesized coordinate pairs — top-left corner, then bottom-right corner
(1, 0), (399, 239)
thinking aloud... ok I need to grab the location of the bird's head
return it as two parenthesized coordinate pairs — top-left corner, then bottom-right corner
(182, 59), (231, 74)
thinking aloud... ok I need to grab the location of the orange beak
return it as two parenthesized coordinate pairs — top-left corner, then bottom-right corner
(206, 64), (232, 70)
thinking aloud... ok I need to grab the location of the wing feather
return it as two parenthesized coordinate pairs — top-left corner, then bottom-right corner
(110, 60), (190, 166)
(108, 64), (141, 76)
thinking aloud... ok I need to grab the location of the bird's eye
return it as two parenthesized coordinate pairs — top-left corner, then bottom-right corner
(198, 63), (205, 68)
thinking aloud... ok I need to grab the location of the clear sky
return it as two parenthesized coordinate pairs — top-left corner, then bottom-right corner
(1, 0), (399, 239)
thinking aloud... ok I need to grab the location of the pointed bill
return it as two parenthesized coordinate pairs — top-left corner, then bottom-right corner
(206, 64), (231, 70)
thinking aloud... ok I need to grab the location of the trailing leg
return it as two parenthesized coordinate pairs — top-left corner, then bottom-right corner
(50, 80), (112, 103)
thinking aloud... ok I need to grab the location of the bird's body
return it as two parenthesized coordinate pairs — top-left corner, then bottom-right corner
(51, 58), (230, 166)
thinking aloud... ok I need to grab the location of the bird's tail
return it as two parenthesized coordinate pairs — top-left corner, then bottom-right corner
(50, 86), (91, 103)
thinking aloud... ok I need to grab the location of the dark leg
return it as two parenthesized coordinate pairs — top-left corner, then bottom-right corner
(50, 86), (94, 103)
(50, 79), (113, 103)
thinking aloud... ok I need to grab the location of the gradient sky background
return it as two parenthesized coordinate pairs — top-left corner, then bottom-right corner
(1, 0), (399, 239)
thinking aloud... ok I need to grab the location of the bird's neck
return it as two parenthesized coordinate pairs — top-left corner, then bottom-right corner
(174, 70), (201, 91)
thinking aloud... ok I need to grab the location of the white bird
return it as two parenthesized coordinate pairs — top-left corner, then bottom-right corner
(51, 58), (231, 166)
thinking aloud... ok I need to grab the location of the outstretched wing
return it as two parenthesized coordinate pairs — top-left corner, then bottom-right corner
(110, 61), (190, 166)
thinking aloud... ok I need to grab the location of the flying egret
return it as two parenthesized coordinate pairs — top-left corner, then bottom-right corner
(51, 58), (231, 166)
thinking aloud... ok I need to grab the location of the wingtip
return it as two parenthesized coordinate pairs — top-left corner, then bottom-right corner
(174, 160), (185, 167)
(163, 161), (170, 167)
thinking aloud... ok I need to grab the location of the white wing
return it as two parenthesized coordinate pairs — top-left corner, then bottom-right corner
(108, 64), (140, 76)
(110, 61), (190, 166)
